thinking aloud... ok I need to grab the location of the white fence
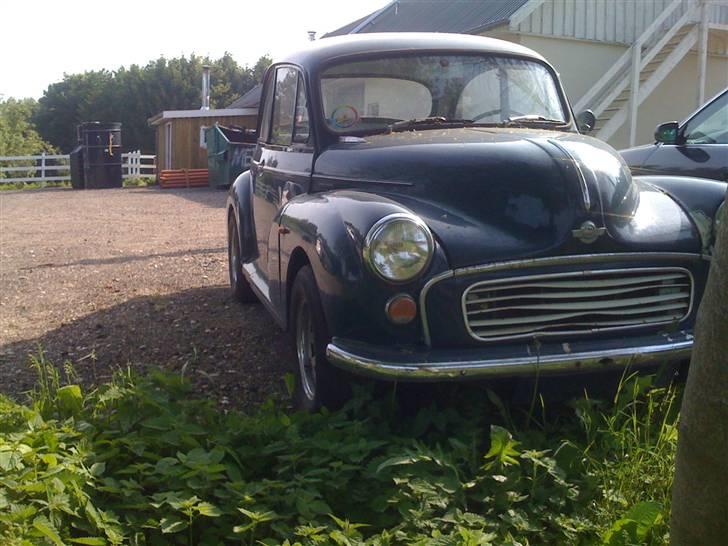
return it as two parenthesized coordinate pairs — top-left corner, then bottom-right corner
(122, 151), (156, 179)
(0, 150), (156, 185)
(0, 153), (69, 184)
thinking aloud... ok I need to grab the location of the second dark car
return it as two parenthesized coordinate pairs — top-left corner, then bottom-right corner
(621, 88), (727, 182)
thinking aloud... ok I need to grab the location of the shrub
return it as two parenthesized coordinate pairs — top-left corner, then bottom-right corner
(0, 355), (679, 545)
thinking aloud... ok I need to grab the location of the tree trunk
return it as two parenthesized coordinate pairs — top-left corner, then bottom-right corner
(671, 193), (728, 546)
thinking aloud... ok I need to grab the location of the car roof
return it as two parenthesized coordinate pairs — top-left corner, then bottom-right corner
(277, 32), (547, 69)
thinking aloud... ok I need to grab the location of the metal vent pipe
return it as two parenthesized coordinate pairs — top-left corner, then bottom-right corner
(201, 65), (210, 110)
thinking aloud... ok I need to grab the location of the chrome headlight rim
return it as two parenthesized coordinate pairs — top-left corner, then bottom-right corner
(363, 212), (435, 283)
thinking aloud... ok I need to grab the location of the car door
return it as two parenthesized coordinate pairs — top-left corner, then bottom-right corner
(249, 66), (314, 309)
(640, 90), (728, 182)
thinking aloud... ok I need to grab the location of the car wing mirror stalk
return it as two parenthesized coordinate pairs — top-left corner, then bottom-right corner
(655, 121), (679, 145)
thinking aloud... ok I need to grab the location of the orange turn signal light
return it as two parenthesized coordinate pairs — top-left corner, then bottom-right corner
(385, 294), (417, 325)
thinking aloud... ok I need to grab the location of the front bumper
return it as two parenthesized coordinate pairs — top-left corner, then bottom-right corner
(326, 331), (693, 381)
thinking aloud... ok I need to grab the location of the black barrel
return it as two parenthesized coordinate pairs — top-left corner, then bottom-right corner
(79, 122), (122, 189)
(69, 144), (85, 189)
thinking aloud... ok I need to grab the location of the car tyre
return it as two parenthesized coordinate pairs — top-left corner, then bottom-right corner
(228, 215), (257, 303)
(290, 265), (348, 411)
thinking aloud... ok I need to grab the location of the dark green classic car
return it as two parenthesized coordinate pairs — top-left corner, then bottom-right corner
(227, 33), (726, 409)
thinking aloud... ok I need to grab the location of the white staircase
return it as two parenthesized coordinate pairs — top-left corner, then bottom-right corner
(574, 0), (704, 144)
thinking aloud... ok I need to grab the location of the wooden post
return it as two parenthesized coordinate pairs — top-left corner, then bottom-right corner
(628, 41), (642, 147)
(697, 0), (709, 106)
(40, 152), (46, 188)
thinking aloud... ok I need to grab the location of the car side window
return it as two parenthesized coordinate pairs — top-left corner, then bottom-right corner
(270, 67), (298, 146)
(683, 92), (728, 145)
(258, 71), (275, 143)
(292, 75), (310, 144)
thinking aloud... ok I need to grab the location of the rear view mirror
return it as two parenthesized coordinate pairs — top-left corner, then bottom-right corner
(576, 110), (596, 133)
(655, 121), (679, 144)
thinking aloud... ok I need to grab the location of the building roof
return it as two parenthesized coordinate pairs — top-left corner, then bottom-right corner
(227, 84), (262, 109)
(324, 0), (530, 37)
(147, 108), (257, 126)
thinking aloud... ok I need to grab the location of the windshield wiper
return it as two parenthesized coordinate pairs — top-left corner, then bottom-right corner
(500, 114), (566, 127)
(388, 117), (475, 132)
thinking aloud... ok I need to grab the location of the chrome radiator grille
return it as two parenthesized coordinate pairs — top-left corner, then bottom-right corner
(463, 268), (693, 342)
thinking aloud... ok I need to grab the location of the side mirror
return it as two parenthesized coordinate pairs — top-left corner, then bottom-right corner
(576, 110), (596, 133)
(655, 121), (679, 144)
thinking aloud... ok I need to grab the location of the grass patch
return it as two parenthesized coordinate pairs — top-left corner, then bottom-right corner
(0, 181), (71, 191)
(0, 177), (155, 191)
(122, 177), (156, 188)
(0, 354), (679, 545)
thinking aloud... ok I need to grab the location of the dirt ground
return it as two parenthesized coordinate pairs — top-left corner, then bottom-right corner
(0, 187), (292, 410)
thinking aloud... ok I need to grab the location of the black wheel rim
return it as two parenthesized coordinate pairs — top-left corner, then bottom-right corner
(229, 224), (240, 287)
(295, 299), (317, 402)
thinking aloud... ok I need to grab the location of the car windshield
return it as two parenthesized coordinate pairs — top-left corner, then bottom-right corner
(683, 91), (727, 144)
(320, 54), (567, 134)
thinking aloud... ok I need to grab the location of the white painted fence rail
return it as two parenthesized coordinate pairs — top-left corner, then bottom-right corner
(122, 150), (157, 178)
(0, 153), (69, 184)
(0, 150), (156, 185)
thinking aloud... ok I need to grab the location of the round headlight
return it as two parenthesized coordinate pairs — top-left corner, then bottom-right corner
(363, 213), (434, 282)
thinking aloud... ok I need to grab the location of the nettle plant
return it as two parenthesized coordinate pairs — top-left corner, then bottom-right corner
(0, 353), (677, 545)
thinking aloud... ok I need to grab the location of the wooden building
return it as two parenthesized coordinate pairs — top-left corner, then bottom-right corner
(147, 108), (257, 171)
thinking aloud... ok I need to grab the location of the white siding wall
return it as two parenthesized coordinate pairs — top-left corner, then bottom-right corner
(514, 0), (726, 45)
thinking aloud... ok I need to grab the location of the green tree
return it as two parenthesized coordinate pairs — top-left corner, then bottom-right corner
(33, 53), (271, 153)
(671, 194), (728, 545)
(0, 98), (55, 157)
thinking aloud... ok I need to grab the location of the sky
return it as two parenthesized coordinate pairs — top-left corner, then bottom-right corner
(0, 0), (387, 100)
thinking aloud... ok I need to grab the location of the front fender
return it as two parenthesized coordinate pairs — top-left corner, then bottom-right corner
(279, 190), (449, 344)
(226, 170), (257, 263)
(635, 176), (727, 254)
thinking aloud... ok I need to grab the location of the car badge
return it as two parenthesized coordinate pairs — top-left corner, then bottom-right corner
(572, 221), (606, 244)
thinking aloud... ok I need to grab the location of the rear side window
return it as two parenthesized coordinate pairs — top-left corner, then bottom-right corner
(258, 71), (275, 142)
(292, 75), (310, 144)
(270, 67), (298, 146)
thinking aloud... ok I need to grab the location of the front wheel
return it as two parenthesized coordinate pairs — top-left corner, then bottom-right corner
(290, 266), (349, 411)
(228, 215), (257, 303)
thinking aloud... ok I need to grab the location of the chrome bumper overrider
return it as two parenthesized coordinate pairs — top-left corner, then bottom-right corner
(326, 335), (693, 380)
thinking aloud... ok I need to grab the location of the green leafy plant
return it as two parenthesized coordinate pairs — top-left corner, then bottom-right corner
(0, 355), (679, 545)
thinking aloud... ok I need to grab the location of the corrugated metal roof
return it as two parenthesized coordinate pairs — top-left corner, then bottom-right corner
(324, 0), (529, 37)
(227, 84), (262, 109)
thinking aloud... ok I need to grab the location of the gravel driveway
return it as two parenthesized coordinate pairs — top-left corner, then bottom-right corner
(0, 187), (291, 409)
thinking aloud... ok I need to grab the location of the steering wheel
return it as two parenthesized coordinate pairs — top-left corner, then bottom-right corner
(687, 131), (718, 144)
